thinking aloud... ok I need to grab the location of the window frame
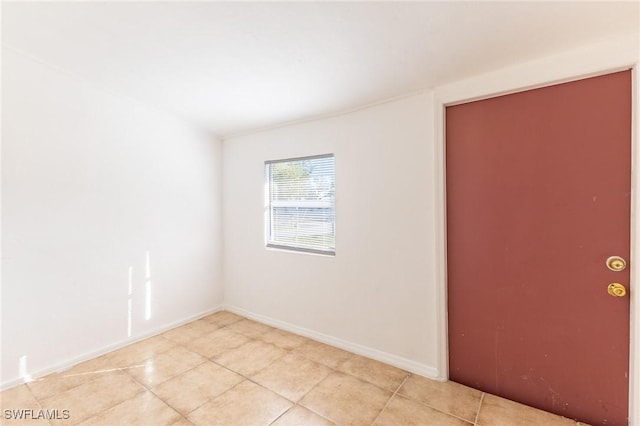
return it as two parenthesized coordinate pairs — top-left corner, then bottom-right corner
(264, 153), (336, 256)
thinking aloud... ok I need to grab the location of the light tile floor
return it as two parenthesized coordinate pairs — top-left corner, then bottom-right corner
(1, 311), (586, 426)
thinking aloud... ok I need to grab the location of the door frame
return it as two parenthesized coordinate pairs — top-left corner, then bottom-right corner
(432, 34), (640, 425)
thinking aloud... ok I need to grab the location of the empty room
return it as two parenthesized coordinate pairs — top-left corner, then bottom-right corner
(1, 2), (639, 425)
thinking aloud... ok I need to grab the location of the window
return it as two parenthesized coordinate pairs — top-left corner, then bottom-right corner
(265, 154), (335, 255)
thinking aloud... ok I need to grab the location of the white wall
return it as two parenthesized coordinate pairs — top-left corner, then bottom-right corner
(223, 93), (439, 375)
(1, 47), (223, 387)
(222, 34), (640, 386)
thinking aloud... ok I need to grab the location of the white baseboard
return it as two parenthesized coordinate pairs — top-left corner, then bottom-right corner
(223, 304), (441, 380)
(0, 305), (224, 391)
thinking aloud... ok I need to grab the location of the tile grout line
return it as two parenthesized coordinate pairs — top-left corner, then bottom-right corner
(392, 379), (481, 425)
(81, 357), (156, 424)
(294, 403), (343, 426)
(29, 361), (151, 425)
(176, 327), (268, 415)
(140, 384), (193, 426)
(23, 383), (54, 426)
(162, 311), (252, 422)
(182, 346), (326, 426)
(267, 405), (295, 426)
(123, 352), (210, 425)
(205, 327), (413, 426)
(474, 392), (486, 426)
(281, 348), (360, 425)
(289, 366), (342, 425)
(369, 374), (410, 425)
(25, 356), (141, 408)
(298, 403), (344, 426)
(118, 321), (243, 421)
(189, 341), (301, 419)
(69, 375), (148, 425)
(179, 375), (249, 420)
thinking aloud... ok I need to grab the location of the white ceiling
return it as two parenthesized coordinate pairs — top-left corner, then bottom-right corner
(2, 1), (638, 138)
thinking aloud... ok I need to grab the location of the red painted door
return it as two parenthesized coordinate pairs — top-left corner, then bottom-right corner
(446, 71), (631, 425)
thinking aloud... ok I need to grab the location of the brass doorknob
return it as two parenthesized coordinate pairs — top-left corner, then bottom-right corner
(606, 256), (627, 272)
(607, 283), (627, 297)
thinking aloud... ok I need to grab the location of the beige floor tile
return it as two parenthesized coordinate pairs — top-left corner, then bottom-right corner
(338, 355), (409, 392)
(398, 375), (481, 423)
(28, 355), (118, 401)
(76, 391), (181, 426)
(260, 329), (309, 350)
(162, 320), (218, 345)
(187, 381), (292, 426)
(1, 384), (41, 409)
(126, 346), (206, 387)
(106, 335), (175, 368)
(27, 372), (87, 404)
(0, 384), (51, 426)
(477, 394), (576, 426)
(169, 417), (194, 426)
(39, 372), (144, 425)
(184, 318), (221, 335)
(299, 371), (392, 426)
(213, 340), (287, 376)
(251, 353), (332, 402)
(3, 322), (586, 426)
(161, 324), (211, 345)
(373, 395), (471, 426)
(183, 327), (251, 358)
(272, 405), (336, 426)
(225, 318), (274, 338)
(152, 361), (243, 415)
(292, 340), (353, 369)
(201, 311), (244, 327)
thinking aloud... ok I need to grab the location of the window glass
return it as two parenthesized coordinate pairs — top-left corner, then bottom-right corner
(265, 154), (335, 255)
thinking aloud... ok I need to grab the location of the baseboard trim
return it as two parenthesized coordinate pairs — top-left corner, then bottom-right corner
(0, 305), (224, 391)
(223, 304), (441, 380)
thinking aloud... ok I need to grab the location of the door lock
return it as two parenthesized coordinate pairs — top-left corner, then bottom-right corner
(606, 256), (627, 272)
(607, 283), (627, 297)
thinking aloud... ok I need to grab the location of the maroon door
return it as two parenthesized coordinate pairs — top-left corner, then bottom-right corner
(446, 71), (631, 425)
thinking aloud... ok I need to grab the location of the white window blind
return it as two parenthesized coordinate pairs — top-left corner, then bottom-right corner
(265, 154), (335, 255)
